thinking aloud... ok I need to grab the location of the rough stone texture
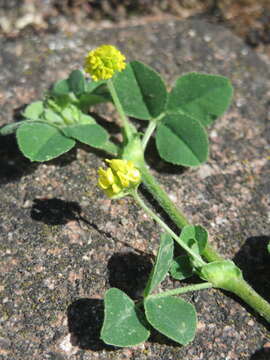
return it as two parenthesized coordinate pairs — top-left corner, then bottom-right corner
(0, 18), (270, 360)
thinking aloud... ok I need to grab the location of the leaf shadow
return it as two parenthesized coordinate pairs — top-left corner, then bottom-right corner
(0, 132), (38, 185)
(144, 137), (188, 175)
(89, 111), (121, 137)
(30, 197), (81, 225)
(67, 298), (115, 351)
(139, 182), (181, 236)
(0, 130), (77, 187)
(227, 235), (270, 330)
(46, 146), (78, 167)
(233, 235), (270, 303)
(107, 252), (153, 300)
(250, 347), (270, 360)
(147, 327), (182, 348)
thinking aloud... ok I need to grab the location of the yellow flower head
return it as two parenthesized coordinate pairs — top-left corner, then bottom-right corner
(98, 159), (141, 198)
(84, 45), (126, 81)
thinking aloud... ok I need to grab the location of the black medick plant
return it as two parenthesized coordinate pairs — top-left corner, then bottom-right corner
(1, 44), (270, 347)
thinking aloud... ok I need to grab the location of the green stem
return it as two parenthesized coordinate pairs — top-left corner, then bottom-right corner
(107, 79), (134, 141)
(137, 160), (270, 323)
(141, 113), (165, 151)
(138, 161), (224, 262)
(230, 278), (270, 323)
(141, 121), (156, 151)
(148, 282), (212, 299)
(132, 189), (206, 266)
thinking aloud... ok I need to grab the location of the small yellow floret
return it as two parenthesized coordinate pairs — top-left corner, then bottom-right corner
(98, 168), (114, 189)
(84, 45), (126, 81)
(97, 159), (141, 198)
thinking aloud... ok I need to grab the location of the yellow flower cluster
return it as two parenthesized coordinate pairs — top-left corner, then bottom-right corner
(84, 45), (126, 81)
(98, 159), (141, 198)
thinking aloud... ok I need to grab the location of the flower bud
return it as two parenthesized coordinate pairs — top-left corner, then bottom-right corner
(199, 260), (243, 292)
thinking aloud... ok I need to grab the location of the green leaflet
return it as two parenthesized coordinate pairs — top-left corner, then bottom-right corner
(52, 79), (70, 96)
(156, 113), (209, 166)
(112, 61), (167, 120)
(43, 109), (63, 125)
(167, 72), (233, 127)
(52, 70), (86, 96)
(144, 296), (197, 345)
(62, 124), (109, 148)
(144, 233), (174, 297)
(85, 79), (107, 93)
(180, 225), (208, 254)
(23, 101), (44, 120)
(0, 121), (26, 135)
(16, 122), (75, 162)
(170, 255), (194, 280)
(52, 71), (110, 107)
(165, 225), (208, 280)
(101, 288), (150, 347)
(68, 69), (86, 95)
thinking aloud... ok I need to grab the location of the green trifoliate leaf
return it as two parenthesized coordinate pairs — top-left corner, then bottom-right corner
(16, 122), (75, 162)
(79, 83), (111, 111)
(0, 121), (25, 135)
(101, 288), (150, 347)
(79, 94), (109, 111)
(144, 233), (174, 297)
(43, 109), (64, 126)
(23, 101), (44, 120)
(167, 72), (233, 127)
(156, 114), (209, 166)
(170, 255), (194, 280)
(52, 79), (70, 96)
(144, 296), (197, 345)
(79, 113), (96, 124)
(46, 97), (66, 114)
(85, 79), (107, 93)
(68, 69), (86, 95)
(61, 104), (81, 125)
(180, 225), (208, 255)
(112, 61), (167, 120)
(52, 73), (107, 99)
(62, 124), (109, 148)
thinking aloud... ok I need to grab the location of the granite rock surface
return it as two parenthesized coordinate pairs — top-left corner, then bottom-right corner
(0, 18), (270, 360)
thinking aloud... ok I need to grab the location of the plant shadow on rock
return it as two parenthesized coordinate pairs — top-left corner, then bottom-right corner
(148, 327), (181, 347)
(67, 298), (115, 351)
(107, 252), (153, 299)
(233, 236), (270, 303)
(0, 133), (37, 185)
(47, 146), (78, 167)
(143, 136), (187, 176)
(90, 111), (121, 137)
(0, 130), (77, 186)
(0, 105), (38, 184)
(31, 198), (81, 225)
(250, 347), (270, 360)
(233, 235), (270, 330)
(139, 182), (180, 235)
